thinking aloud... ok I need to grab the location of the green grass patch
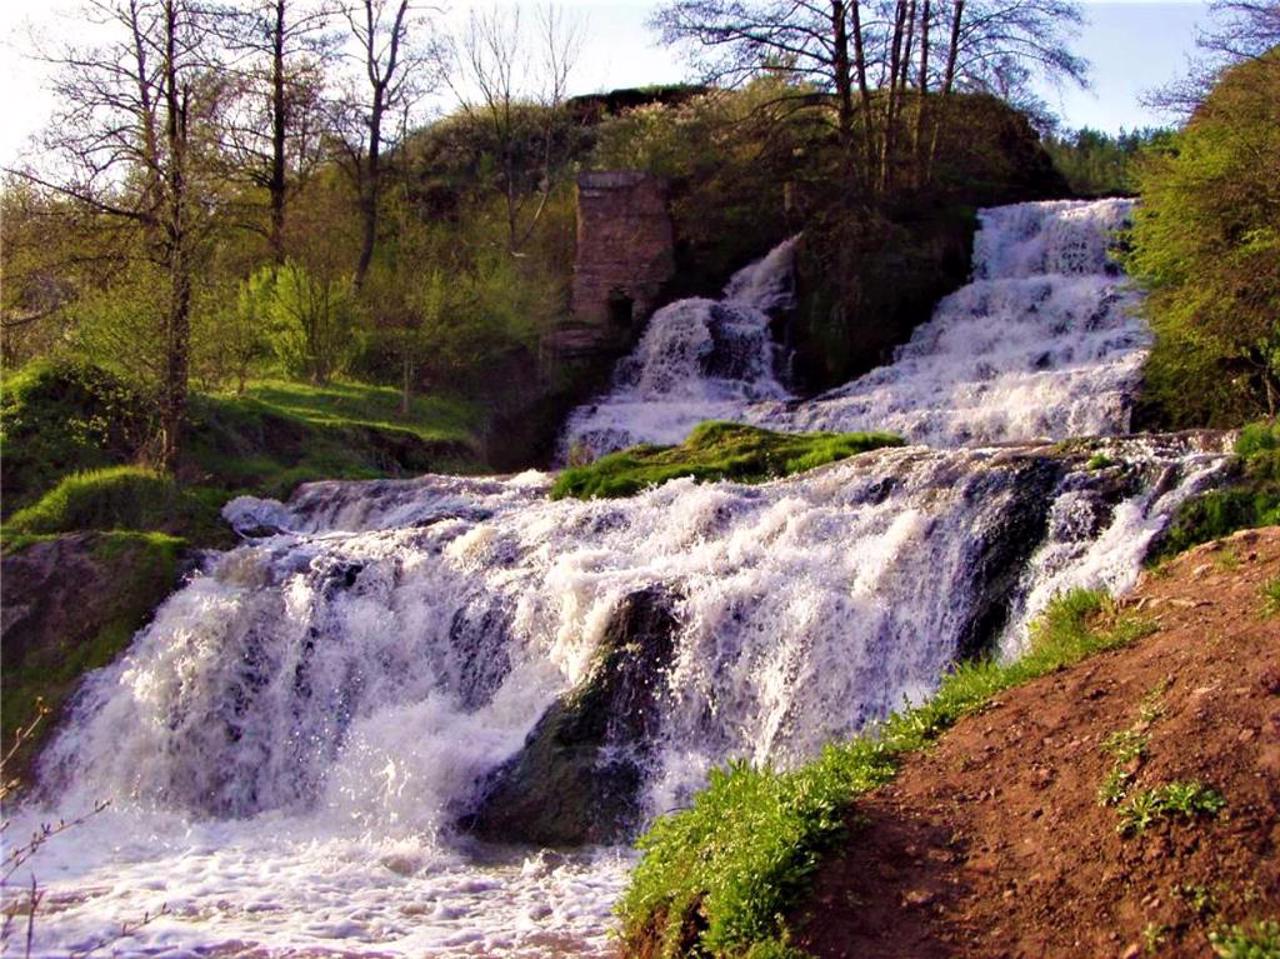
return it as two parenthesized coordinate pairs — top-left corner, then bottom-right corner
(4, 467), (229, 546)
(1154, 420), (1280, 561)
(617, 588), (1154, 958)
(230, 378), (481, 446)
(1116, 781), (1226, 836)
(1209, 919), (1280, 959)
(551, 422), (904, 501)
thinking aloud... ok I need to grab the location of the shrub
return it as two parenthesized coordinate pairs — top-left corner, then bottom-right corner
(264, 262), (362, 384)
(0, 359), (149, 516)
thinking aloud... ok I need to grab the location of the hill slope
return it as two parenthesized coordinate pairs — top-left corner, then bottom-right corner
(795, 529), (1280, 958)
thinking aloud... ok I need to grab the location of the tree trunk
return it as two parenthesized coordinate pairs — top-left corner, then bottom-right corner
(831, 0), (857, 177)
(850, 1), (876, 186)
(161, 0), (191, 474)
(913, 0), (931, 186)
(354, 86), (383, 292)
(269, 0), (287, 265)
(927, 0), (965, 183)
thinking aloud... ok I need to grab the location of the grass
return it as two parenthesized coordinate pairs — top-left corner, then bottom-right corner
(1154, 420), (1280, 562)
(1, 360), (488, 525)
(0, 530), (185, 784)
(1116, 782), (1226, 836)
(617, 588), (1154, 958)
(1209, 920), (1280, 958)
(1261, 577), (1280, 619)
(3, 467), (229, 547)
(551, 422), (904, 501)
(231, 378), (481, 445)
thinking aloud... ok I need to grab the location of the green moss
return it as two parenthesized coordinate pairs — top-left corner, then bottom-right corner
(0, 531), (185, 784)
(1154, 420), (1280, 561)
(618, 589), (1153, 958)
(5, 467), (229, 546)
(552, 422), (904, 501)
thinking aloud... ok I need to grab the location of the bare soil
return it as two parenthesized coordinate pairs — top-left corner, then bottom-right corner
(795, 527), (1280, 959)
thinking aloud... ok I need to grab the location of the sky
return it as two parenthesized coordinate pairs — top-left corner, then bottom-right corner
(0, 0), (1214, 168)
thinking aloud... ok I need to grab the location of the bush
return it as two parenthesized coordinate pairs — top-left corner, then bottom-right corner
(264, 262), (362, 384)
(551, 422), (904, 500)
(5, 467), (226, 543)
(1126, 52), (1280, 428)
(618, 589), (1152, 957)
(0, 359), (149, 516)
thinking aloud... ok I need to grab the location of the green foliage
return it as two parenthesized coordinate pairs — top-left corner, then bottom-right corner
(263, 262), (362, 384)
(1087, 452), (1115, 470)
(1116, 782), (1226, 836)
(1041, 126), (1168, 197)
(1126, 53), (1280, 428)
(619, 588), (1153, 957)
(4, 467), (227, 545)
(1154, 420), (1280, 559)
(1210, 920), (1280, 959)
(551, 422), (903, 501)
(0, 358), (149, 516)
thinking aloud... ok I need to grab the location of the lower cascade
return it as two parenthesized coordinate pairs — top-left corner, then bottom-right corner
(16, 199), (1234, 957)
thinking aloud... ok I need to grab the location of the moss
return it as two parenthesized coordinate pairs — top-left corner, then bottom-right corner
(0, 531), (185, 785)
(552, 422), (904, 501)
(5, 467), (230, 547)
(617, 589), (1153, 958)
(1152, 420), (1280, 561)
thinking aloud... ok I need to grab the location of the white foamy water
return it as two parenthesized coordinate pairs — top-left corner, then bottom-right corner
(563, 199), (1146, 457)
(5, 199), (1232, 957)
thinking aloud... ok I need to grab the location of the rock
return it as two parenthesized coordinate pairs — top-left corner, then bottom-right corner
(462, 585), (680, 846)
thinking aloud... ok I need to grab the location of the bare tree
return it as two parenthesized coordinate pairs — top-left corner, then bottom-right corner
(1145, 0), (1279, 115)
(218, 0), (340, 264)
(651, 0), (1088, 191)
(6, 0), (228, 471)
(335, 0), (443, 291)
(448, 3), (583, 253)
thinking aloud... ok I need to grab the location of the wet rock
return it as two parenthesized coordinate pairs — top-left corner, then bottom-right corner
(463, 585), (680, 846)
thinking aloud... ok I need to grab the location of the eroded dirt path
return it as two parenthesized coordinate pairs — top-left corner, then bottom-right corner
(796, 528), (1280, 959)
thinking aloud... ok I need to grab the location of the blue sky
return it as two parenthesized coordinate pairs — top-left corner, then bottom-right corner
(1, 1), (1213, 166)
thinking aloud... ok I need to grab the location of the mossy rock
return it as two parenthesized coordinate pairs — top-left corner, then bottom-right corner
(0, 531), (188, 788)
(464, 586), (680, 846)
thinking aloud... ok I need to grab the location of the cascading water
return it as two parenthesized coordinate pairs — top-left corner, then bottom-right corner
(563, 198), (1148, 457)
(10, 200), (1232, 958)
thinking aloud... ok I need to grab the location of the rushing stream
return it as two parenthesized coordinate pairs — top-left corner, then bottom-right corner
(9, 199), (1232, 957)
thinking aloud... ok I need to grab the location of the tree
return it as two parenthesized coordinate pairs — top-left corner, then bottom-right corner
(650, 0), (1087, 192)
(447, 3), (583, 254)
(7, 0), (229, 472)
(218, 0), (339, 265)
(334, 0), (443, 291)
(1126, 50), (1280, 426)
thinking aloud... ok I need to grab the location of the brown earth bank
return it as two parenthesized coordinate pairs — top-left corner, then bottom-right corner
(795, 527), (1280, 959)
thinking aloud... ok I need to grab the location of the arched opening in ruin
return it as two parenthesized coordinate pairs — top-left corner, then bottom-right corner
(607, 289), (634, 329)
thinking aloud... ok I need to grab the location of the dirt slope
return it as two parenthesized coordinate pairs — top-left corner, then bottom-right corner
(795, 527), (1280, 959)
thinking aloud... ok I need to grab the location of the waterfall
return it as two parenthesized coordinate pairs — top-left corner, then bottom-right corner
(13, 200), (1231, 958)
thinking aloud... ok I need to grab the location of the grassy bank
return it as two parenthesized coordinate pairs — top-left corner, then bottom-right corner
(617, 589), (1154, 958)
(552, 422), (903, 500)
(1, 360), (486, 526)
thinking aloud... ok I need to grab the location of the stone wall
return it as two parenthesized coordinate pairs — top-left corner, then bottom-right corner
(557, 171), (675, 356)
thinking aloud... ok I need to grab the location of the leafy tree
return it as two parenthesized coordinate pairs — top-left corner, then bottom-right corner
(264, 261), (362, 383)
(1126, 50), (1280, 426)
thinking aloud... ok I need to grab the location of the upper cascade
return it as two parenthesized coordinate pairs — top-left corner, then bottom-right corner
(563, 198), (1147, 456)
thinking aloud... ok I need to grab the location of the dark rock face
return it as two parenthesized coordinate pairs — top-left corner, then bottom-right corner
(463, 585), (680, 846)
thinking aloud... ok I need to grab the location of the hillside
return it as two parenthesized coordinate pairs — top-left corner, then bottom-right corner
(794, 528), (1280, 958)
